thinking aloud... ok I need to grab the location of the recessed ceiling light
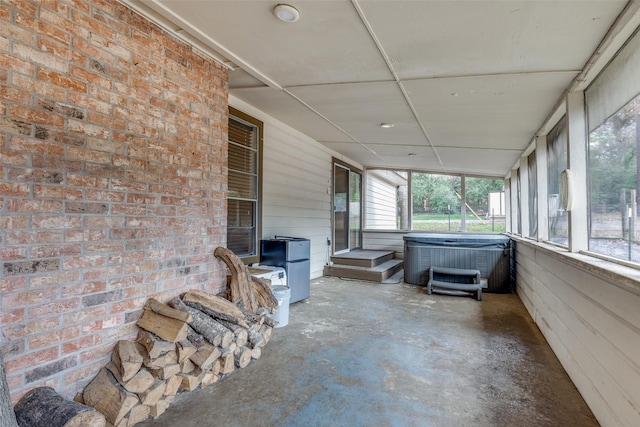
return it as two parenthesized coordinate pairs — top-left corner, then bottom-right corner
(408, 153), (417, 157)
(274, 4), (300, 22)
(380, 123), (394, 128)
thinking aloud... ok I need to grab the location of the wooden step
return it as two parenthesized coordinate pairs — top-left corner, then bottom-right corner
(330, 250), (394, 268)
(323, 259), (404, 282)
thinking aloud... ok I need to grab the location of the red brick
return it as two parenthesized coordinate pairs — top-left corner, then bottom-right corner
(29, 270), (79, 290)
(32, 215), (82, 229)
(1, 85), (32, 105)
(110, 204), (146, 215)
(6, 199), (62, 214)
(0, 246), (28, 259)
(37, 36), (73, 60)
(82, 265), (123, 281)
(32, 244), (81, 258)
(33, 185), (83, 200)
(66, 174), (108, 189)
(3, 316), (60, 339)
(84, 189), (126, 202)
(107, 275), (143, 290)
(2, 289), (58, 309)
(86, 137), (126, 155)
(108, 251), (145, 264)
(0, 182), (30, 196)
(62, 306), (108, 326)
(61, 281), (107, 299)
(12, 74), (67, 101)
(62, 359), (105, 387)
(67, 121), (110, 140)
(61, 333), (104, 355)
(28, 327), (80, 350)
(0, 308), (25, 327)
(62, 255), (107, 270)
(81, 315), (122, 335)
(5, 347), (59, 374)
(9, 135), (65, 155)
(5, 230), (63, 245)
(83, 241), (124, 253)
(64, 229), (107, 242)
(28, 298), (81, 319)
(35, 68), (85, 93)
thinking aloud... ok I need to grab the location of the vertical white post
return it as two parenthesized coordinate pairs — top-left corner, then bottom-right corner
(567, 91), (589, 252)
(505, 176), (512, 232)
(536, 134), (549, 242)
(520, 157), (531, 237)
(510, 170), (519, 234)
(461, 174), (466, 232)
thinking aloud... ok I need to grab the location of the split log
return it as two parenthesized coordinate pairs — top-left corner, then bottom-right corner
(214, 246), (258, 312)
(189, 345), (221, 371)
(180, 358), (196, 374)
(144, 298), (192, 323)
(186, 326), (218, 348)
(260, 324), (273, 346)
(136, 330), (174, 359)
(105, 362), (154, 394)
(126, 404), (149, 427)
(149, 364), (180, 380)
(150, 397), (172, 418)
(178, 370), (202, 392)
(234, 328), (248, 348)
(111, 341), (144, 382)
(137, 309), (188, 343)
(251, 347), (262, 360)
(176, 340), (197, 363)
(139, 380), (165, 406)
(221, 342), (236, 355)
(0, 350), (18, 427)
(168, 298), (233, 347)
(251, 276), (279, 309)
(14, 387), (106, 427)
(144, 350), (178, 370)
(200, 372), (218, 387)
(163, 376), (182, 397)
(218, 353), (235, 375)
(83, 368), (139, 425)
(234, 347), (252, 369)
(246, 325), (265, 349)
(181, 290), (248, 328)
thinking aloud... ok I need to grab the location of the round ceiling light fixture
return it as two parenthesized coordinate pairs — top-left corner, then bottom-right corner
(274, 4), (300, 22)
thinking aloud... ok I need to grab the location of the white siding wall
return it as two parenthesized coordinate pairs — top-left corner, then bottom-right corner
(230, 96), (361, 279)
(362, 231), (405, 258)
(365, 175), (397, 229)
(515, 239), (640, 427)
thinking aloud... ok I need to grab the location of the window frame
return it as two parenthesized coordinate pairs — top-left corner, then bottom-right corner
(227, 107), (263, 264)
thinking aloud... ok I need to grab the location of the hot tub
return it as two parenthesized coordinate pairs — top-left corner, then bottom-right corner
(403, 232), (512, 293)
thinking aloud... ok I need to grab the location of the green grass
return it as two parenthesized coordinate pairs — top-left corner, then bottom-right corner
(412, 213), (462, 220)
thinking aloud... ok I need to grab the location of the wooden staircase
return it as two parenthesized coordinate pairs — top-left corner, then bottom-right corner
(322, 250), (403, 282)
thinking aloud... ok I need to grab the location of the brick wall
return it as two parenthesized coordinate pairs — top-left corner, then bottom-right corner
(0, 0), (229, 402)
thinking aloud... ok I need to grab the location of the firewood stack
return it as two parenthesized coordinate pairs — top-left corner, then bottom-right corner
(79, 247), (279, 426)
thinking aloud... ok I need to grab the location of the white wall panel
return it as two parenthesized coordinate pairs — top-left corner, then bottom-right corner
(514, 239), (640, 427)
(230, 96), (361, 279)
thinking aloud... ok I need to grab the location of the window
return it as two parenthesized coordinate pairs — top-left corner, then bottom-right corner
(588, 93), (640, 262)
(465, 177), (506, 232)
(227, 108), (262, 262)
(528, 152), (538, 238)
(547, 116), (568, 245)
(411, 172), (461, 232)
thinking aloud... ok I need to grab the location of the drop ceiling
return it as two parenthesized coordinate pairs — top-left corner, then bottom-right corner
(127, 0), (634, 177)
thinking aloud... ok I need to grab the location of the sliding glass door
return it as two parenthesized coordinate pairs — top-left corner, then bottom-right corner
(333, 162), (362, 253)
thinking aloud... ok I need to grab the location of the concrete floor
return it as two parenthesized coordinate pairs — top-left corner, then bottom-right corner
(140, 276), (598, 427)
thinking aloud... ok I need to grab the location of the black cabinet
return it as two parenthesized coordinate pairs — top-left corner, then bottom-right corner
(260, 237), (310, 303)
